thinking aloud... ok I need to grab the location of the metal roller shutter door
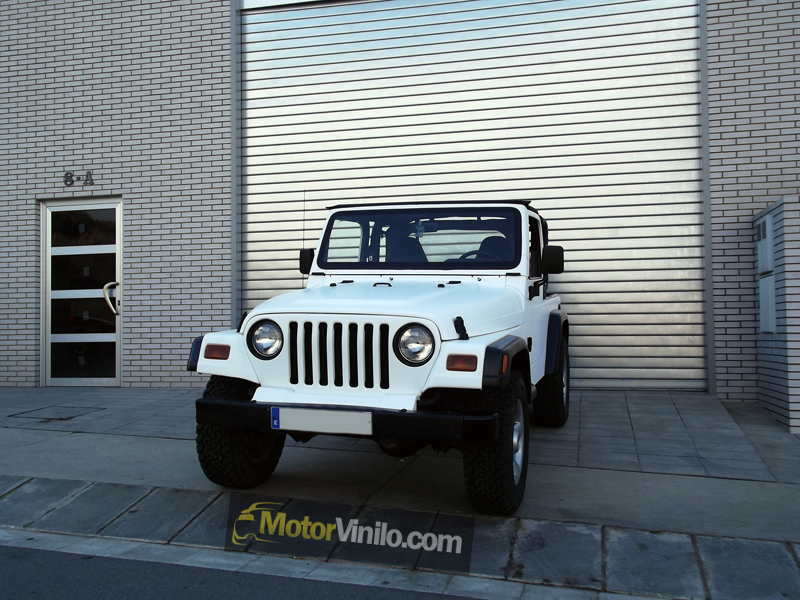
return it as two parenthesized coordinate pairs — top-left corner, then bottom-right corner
(240, 0), (705, 390)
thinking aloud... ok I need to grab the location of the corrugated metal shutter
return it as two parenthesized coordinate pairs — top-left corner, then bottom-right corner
(240, 0), (705, 390)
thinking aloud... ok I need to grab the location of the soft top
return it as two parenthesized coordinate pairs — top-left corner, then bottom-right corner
(328, 199), (533, 210)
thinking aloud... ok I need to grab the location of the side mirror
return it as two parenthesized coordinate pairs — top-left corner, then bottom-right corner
(541, 245), (564, 275)
(299, 248), (315, 275)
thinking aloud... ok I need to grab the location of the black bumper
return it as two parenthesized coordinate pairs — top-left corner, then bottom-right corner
(196, 396), (498, 444)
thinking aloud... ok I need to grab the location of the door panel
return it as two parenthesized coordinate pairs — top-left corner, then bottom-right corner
(44, 202), (121, 386)
(50, 341), (117, 379)
(51, 208), (116, 246)
(51, 253), (117, 290)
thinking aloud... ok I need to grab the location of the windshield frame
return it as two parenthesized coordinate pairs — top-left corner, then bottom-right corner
(316, 205), (523, 272)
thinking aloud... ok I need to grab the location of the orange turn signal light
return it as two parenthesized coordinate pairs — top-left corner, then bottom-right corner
(204, 344), (231, 360)
(446, 354), (478, 372)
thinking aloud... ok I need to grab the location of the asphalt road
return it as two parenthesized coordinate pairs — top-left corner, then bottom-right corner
(0, 545), (475, 600)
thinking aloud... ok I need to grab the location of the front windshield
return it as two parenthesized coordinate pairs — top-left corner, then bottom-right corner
(318, 206), (521, 270)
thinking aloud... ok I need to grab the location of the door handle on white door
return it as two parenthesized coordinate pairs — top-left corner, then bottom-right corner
(102, 281), (120, 316)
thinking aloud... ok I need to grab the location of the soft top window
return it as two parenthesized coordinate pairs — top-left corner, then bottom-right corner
(318, 207), (521, 270)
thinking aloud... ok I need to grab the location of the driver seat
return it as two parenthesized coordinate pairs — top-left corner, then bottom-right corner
(478, 236), (512, 261)
(387, 235), (428, 263)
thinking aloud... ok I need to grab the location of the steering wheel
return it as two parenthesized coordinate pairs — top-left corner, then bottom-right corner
(457, 250), (502, 261)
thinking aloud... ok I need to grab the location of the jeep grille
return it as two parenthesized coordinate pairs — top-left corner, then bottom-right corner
(288, 321), (390, 389)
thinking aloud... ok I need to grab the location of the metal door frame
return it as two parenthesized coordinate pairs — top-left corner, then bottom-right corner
(41, 198), (123, 386)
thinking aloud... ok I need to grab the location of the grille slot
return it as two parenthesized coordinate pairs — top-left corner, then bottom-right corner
(289, 322), (299, 385)
(379, 324), (390, 390)
(348, 323), (358, 388)
(303, 322), (314, 385)
(289, 321), (389, 390)
(333, 323), (343, 387)
(364, 324), (374, 389)
(318, 323), (328, 386)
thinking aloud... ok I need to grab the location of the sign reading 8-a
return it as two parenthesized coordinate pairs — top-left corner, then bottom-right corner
(64, 171), (94, 186)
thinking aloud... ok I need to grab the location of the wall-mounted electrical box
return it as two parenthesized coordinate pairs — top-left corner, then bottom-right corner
(753, 196), (799, 433)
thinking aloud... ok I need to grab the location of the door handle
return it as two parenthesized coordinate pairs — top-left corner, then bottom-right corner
(102, 281), (120, 316)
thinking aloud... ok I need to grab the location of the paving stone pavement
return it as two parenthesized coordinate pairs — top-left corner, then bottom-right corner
(1, 386), (800, 599)
(529, 390), (796, 483)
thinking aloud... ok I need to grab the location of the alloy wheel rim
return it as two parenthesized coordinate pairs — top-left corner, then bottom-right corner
(512, 398), (524, 485)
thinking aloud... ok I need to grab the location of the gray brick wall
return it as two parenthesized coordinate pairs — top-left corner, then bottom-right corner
(706, 1), (800, 400)
(0, 0), (231, 387)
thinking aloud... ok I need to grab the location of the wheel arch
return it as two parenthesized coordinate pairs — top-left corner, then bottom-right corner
(482, 334), (530, 396)
(193, 331), (261, 385)
(544, 310), (569, 375)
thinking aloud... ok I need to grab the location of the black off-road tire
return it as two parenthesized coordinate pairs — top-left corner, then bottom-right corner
(196, 375), (285, 489)
(534, 338), (570, 428)
(462, 371), (529, 516)
(202, 374), (256, 399)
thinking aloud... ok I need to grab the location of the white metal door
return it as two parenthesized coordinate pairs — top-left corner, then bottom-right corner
(239, 0), (705, 389)
(43, 201), (122, 386)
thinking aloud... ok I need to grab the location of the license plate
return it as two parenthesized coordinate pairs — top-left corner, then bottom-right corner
(270, 407), (372, 436)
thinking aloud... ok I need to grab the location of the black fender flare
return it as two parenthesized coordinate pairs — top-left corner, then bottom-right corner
(544, 310), (569, 375)
(482, 335), (529, 389)
(187, 335), (204, 372)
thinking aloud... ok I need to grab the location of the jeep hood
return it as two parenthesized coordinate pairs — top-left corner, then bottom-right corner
(251, 280), (524, 340)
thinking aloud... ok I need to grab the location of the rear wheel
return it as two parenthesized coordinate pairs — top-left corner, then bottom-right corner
(462, 371), (529, 515)
(196, 375), (285, 489)
(534, 338), (570, 428)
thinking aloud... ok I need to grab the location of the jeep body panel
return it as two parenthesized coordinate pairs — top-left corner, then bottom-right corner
(196, 329), (260, 384)
(195, 291), (561, 404)
(242, 278), (525, 340)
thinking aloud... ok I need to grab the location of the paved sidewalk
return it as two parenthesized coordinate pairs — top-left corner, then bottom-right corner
(2, 388), (796, 483)
(529, 390), (800, 483)
(1, 386), (800, 599)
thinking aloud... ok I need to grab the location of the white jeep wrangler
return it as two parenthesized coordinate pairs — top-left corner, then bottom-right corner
(188, 201), (569, 515)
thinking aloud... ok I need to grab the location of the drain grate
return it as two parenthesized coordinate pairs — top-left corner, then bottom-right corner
(9, 406), (105, 421)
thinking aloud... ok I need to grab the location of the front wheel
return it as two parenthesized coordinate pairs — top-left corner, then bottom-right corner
(462, 371), (529, 515)
(196, 375), (285, 489)
(196, 423), (285, 489)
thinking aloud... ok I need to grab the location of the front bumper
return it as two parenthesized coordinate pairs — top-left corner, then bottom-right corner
(196, 396), (498, 444)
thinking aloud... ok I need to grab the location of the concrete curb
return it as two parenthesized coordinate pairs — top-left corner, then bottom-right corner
(2, 474), (800, 599)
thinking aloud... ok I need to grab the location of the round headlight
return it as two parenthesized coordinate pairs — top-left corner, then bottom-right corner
(394, 324), (435, 366)
(249, 320), (283, 360)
